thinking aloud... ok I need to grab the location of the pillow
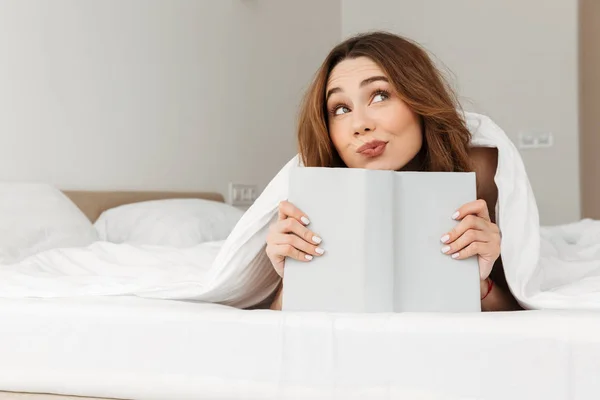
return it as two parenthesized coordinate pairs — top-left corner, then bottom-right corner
(0, 183), (99, 264)
(94, 198), (245, 247)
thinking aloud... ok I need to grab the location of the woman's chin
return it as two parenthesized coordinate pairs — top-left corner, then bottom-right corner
(360, 158), (406, 171)
(343, 154), (408, 171)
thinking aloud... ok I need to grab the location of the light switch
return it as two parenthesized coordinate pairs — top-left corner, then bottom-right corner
(228, 183), (258, 207)
(518, 132), (553, 149)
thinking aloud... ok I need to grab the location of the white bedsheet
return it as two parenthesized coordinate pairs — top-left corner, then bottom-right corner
(0, 241), (223, 297)
(0, 112), (599, 311)
(1, 296), (600, 400)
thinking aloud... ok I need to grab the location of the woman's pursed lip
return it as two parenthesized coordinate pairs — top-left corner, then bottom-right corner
(356, 139), (387, 153)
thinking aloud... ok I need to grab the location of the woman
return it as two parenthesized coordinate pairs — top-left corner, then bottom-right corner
(266, 31), (521, 312)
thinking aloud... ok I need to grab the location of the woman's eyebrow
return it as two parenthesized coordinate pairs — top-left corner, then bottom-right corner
(326, 76), (389, 100)
(360, 76), (389, 87)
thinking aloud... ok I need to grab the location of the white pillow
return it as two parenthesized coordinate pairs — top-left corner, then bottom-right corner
(0, 183), (99, 264)
(94, 198), (245, 247)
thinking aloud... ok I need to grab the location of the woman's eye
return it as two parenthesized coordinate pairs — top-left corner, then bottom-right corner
(334, 106), (350, 115)
(372, 92), (388, 103)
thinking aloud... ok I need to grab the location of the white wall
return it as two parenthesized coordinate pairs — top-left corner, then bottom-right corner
(342, 0), (580, 225)
(0, 0), (341, 200)
(0, 0), (580, 225)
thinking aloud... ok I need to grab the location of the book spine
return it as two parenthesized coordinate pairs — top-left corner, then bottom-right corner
(363, 171), (394, 312)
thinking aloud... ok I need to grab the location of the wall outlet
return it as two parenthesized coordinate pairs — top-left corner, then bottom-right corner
(228, 183), (259, 207)
(518, 132), (554, 149)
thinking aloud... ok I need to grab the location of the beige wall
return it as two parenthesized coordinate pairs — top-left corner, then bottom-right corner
(342, 0), (580, 225)
(0, 0), (341, 201)
(581, 0), (600, 218)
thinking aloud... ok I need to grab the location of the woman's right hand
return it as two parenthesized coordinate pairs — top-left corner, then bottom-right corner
(266, 200), (325, 277)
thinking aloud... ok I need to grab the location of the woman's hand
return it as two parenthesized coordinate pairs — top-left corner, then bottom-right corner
(440, 199), (501, 281)
(265, 200), (325, 277)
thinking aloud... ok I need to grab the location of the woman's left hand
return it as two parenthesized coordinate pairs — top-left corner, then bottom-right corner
(440, 199), (501, 280)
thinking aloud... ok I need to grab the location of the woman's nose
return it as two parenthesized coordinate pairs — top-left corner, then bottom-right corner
(352, 110), (375, 135)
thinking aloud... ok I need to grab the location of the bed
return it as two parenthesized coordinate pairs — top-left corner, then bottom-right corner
(1, 191), (600, 400)
(0, 190), (226, 400)
(2, 298), (600, 400)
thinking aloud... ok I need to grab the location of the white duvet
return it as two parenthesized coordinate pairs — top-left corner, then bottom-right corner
(0, 112), (599, 310)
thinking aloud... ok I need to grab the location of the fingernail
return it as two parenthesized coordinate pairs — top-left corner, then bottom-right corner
(440, 234), (450, 243)
(305, 254), (313, 261)
(451, 211), (460, 220)
(451, 252), (460, 259)
(441, 246), (450, 254)
(312, 236), (322, 244)
(315, 247), (325, 255)
(301, 216), (310, 225)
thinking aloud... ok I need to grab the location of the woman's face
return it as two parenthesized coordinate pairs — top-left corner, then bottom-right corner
(325, 57), (423, 170)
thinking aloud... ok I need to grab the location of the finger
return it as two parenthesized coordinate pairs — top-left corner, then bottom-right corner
(272, 243), (314, 262)
(274, 233), (325, 257)
(441, 229), (488, 256)
(278, 200), (310, 225)
(449, 242), (486, 260)
(441, 215), (488, 244)
(452, 199), (490, 222)
(277, 218), (322, 245)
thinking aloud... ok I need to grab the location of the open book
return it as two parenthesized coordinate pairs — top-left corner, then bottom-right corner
(282, 167), (481, 313)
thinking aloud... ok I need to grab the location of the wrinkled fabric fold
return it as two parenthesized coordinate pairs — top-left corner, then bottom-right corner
(0, 112), (597, 310)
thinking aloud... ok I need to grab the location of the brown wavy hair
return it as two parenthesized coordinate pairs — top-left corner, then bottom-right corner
(297, 31), (473, 172)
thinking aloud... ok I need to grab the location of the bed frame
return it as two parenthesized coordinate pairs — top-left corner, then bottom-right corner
(63, 190), (225, 222)
(0, 190), (225, 400)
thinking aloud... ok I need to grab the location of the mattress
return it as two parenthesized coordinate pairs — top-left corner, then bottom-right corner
(0, 392), (107, 400)
(1, 296), (600, 400)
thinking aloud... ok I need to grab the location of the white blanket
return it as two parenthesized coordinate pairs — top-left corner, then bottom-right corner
(0, 112), (598, 310)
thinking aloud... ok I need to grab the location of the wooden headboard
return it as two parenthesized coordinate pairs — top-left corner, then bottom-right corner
(63, 190), (225, 223)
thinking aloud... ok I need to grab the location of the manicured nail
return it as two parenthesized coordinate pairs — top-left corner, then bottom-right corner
(440, 234), (450, 243)
(315, 247), (325, 255)
(305, 254), (313, 261)
(441, 246), (450, 254)
(312, 236), (322, 244)
(301, 216), (310, 225)
(451, 211), (460, 220)
(451, 252), (460, 259)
